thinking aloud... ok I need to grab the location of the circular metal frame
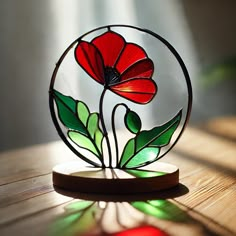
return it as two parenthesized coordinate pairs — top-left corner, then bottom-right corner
(49, 24), (192, 166)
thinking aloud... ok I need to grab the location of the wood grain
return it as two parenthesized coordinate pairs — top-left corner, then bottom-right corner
(204, 116), (236, 140)
(0, 141), (77, 185)
(0, 191), (72, 225)
(0, 174), (53, 207)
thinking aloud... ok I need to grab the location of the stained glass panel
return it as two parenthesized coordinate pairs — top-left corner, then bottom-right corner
(50, 25), (192, 173)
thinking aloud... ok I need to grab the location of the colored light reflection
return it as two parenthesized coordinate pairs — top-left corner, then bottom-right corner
(111, 225), (169, 236)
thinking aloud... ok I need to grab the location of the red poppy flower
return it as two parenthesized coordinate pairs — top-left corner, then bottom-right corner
(75, 31), (157, 104)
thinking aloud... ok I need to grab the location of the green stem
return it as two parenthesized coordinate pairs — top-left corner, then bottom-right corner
(99, 88), (112, 167)
(111, 103), (129, 168)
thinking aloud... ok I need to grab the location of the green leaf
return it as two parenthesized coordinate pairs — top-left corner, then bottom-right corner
(95, 129), (103, 153)
(53, 90), (87, 135)
(125, 147), (160, 168)
(125, 110), (141, 134)
(68, 131), (99, 157)
(136, 110), (182, 151)
(131, 200), (188, 222)
(125, 169), (166, 178)
(87, 113), (99, 139)
(77, 101), (89, 126)
(53, 90), (104, 160)
(119, 139), (135, 167)
(68, 111), (104, 158)
(120, 110), (182, 168)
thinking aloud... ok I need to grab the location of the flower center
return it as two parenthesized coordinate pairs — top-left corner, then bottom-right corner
(104, 67), (120, 87)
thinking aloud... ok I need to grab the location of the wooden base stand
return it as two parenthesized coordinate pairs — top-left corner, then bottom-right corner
(53, 161), (179, 194)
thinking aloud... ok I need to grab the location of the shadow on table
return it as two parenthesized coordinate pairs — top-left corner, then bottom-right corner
(48, 184), (234, 236)
(53, 183), (189, 202)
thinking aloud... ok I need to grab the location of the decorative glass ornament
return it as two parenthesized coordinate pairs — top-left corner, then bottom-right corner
(49, 25), (192, 194)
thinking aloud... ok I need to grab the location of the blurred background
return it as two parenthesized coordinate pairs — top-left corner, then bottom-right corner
(0, 0), (235, 151)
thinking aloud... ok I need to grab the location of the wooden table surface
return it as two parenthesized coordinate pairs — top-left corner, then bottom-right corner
(0, 117), (236, 236)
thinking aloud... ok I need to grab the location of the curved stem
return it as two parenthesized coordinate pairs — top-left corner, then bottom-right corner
(99, 88), (112, 167)
(111, 103), (129, 167)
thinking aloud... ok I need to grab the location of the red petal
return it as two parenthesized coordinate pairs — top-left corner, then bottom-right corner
(110, 78), (157, 104)
(121, 58), (154, 81)
(75, 41), (104, 84)
(116, 43), (147, 74)
(92, 31), (125, 67)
